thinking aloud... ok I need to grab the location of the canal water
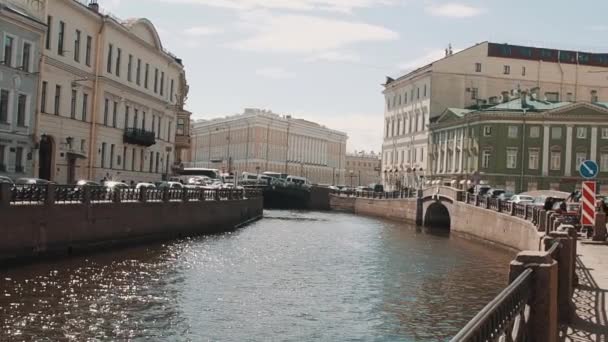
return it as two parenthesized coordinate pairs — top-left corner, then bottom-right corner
(0, 210), (514, 341)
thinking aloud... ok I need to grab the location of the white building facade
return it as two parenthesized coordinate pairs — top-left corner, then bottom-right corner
(382, 41), (608, 190)
(190, 109), (348, 185)
(36, 0), (186, 184)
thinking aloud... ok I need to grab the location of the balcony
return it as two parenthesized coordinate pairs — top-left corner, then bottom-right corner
(124, 128), (156, 147)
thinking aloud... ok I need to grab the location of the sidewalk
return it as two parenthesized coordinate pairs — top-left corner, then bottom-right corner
(561, 241), (608, 341)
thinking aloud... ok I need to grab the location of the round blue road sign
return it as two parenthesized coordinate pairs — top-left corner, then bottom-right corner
(580, 160), (599, 179)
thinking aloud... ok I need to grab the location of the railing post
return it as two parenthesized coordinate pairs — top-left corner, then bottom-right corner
(139, 187), (148, 203)
(214, 189), (220, 201)
(46, 184), (56, 206)
(0, 183), (10, 207)
(82, 186), (91, 205)
(509, 252), (558, 342)
(511, 203), (516, 216)
(497, 199), (502, 213)
(162, 188), (169, 202)
(475, 194), (479, 206)
(485, 196), (490, 209)
(544, 232), (574, 323)
(112, 189), (121, 203)
(538, 209), (547, 232)
(561, 225), (578, 289)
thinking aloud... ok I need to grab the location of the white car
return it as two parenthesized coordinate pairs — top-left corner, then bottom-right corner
(135, 182), (156, 189)
(510, 195), (534, 204)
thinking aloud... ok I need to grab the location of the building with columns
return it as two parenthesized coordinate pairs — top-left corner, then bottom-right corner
(382, 41), (608, 190)
(34, 0), (187, 184)
(189, 108), (348, 185)
(429, 95), (608, 193)
(0, 1), (45, 179)
(345, 152), (381, 187)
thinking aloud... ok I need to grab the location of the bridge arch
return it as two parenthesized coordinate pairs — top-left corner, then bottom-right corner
(423, 201), (451, 230)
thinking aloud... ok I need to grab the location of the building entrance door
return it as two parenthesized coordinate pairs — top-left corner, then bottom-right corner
(38, 135), (54, 181)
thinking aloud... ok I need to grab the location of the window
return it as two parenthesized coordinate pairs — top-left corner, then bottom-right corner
(133, 109), (138, 129)
(577, 127), (587, 139)
(503, 65), (510, 74)
(545, 92), (559, 102)
(566, 92), (573, 102)
(40, 81), (47, 113)
(170, 79), (174, 101)
(21, 42), (31, 72)
(471, 87), (478, 100)
(115, 48), (121, 77)
(85, 35), (92, 66)
(100, 142), (106, 168)
(136, 59), (141, 85)
(550, 151), (561, 170)
(551, 126), (562, 139)
(0, 144), (4, 170)
(149, 151), (154, 172)
(168, 121), (172, 142)
(482, 150), (491, 168)
(507, 148), (517, 169)
(4, 35), (14, 67)
(45, 16), (52, 50)
(423, 84), (427, 97)
(112, 101), (118, 128)
(127, 54), (133, 82)
(152, 116), (156, 135)
(529, 126), (540, 138)
(16, 94), (26, 126)
(417, 87), (420, 99)
(123, 146), (127, 170)
(58, 21), (65, 55)
(160, 72), (165, 96)
(54, 85), (61, 115)
(154, 68), (158, 93)
(103, 98), (109, 125)
(601, 153), (608, 171)
(521, 66), (526, 76)
(110, 144), (115, 169)
(576, 152), (587, 167)
(70, 89), (76, 119)
(157, 117), (161, 136)
(508, 126), (518, 138)
(107, 44), (113, 73)
(15, 147), (23, 173)
(483, 126), (492, 136)
(144, 63), (149, 88)
(142, 112), (146, 130)
(591, 90), (598, 103)
(131, 148), (135, 171)
(82, 93), (88, 121)
(475, 62), (481, 72)
(124, 106), (130, 129)
(74, 30), (81, 62)
(528, 149), (539, 170)
(602, 128), (608, 139)
(156, 152), (160, 173)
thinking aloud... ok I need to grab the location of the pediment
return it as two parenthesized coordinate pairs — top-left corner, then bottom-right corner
(544, 102), (608, 117)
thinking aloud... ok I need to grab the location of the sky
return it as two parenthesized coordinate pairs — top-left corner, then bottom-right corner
(101, 0), (608, 152)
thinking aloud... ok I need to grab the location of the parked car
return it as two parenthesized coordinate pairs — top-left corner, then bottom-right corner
(0, 175), (13, 184)
(15, 178), (51, 185)
(473, 185), (492, 197)
(136, 182), (156, 189)
(486, 189), (506, 199)
(510, 195), (534, 204)
(76, 180), (101, 187)
(104, 181), (129, 190)
(497, 191), (514, 201)
(372, 184), (384, 193)
(157, 181), (184, 190)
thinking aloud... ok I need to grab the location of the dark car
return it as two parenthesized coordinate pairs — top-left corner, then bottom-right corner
(373, 184), (384, 193)
(487, 189), (506, 199)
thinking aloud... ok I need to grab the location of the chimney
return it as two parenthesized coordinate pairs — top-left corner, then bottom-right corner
(88, 0), (99, 13)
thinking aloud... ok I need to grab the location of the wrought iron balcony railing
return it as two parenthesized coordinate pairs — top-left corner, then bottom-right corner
(123, 128), (156, 147)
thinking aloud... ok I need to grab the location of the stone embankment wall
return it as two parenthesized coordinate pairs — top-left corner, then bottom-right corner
(330, 195), (417, 223)
(0, 196), (263, 263)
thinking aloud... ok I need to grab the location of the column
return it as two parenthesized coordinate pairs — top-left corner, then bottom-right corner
(451, 130), (458, 173)
(442, 132), (448, 174)
(542, 125), (550, 176)
(564, 125), (573, 177)
(459, 128), (465, 173)
(591, 127), (598, 162)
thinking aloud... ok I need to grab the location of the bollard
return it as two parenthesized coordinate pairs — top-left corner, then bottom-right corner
(593, 211), (607, 241)
(0, 183), (11, 207)
(485, 197), (490, 209)
(509, 251), (558, 342)
(46, 184), (56, 206)
(511, 202), (516, 216)
(139, 187), (148, 203)
(497, 199), (502, 213)
(82, 186), (92, 204)
(561, 225), (578, 289)
(545, 232), (574, 323)
(538, 210), (548, 232)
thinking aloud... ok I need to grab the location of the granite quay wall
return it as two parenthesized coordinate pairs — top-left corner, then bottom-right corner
(0, 184), (263, 263)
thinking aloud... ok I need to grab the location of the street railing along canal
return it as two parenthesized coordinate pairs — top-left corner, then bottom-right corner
(3, 184), (263, 206)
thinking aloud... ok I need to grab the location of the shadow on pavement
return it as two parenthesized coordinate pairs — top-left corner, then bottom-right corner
(560, 256), (608, 341)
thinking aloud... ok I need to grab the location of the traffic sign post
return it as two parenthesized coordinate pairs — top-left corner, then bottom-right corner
(580, 160), (599, 179)
(581, 181), (596, 226)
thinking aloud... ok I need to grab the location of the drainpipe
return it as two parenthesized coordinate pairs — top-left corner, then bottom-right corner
(519, 108), (527, 193)
(87, 16), (107, 180)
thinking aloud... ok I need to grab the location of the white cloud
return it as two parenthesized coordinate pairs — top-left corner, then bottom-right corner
(586, 25), (608, 32)
(156, 0), (396, 13)
(230, 13), (398, 53)
(425, 3), (483, 18)
(398, 47), (462, 71)
(255, 67), (296, 79)
(300, 112), (383, 152)
(307, 51), (361, 62)
(183, 26), (224, 36)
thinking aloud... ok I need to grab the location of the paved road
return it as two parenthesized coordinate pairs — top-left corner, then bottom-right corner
(561, 242), (608, 341)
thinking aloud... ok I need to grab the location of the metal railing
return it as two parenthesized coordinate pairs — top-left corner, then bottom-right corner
(333, 189), (417, 199)
(2, 184), (262, 206)
(451, 268), (533, 342)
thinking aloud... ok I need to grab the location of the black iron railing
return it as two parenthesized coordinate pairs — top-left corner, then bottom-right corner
(11, 184), (48, 204)
(450, 268), (533, 342)
(123, 128), (156, 147)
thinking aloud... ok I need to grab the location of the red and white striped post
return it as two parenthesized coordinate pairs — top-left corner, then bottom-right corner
(581, 181), (596, 227)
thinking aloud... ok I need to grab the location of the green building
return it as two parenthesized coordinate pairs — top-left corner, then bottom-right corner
(428, 95), (608, 193)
